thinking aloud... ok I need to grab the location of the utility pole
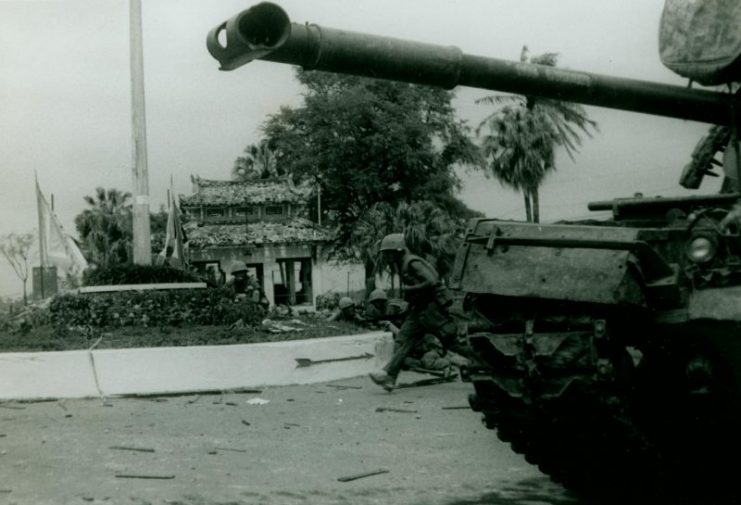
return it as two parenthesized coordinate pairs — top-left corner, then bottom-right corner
(130, 0), (151, 265)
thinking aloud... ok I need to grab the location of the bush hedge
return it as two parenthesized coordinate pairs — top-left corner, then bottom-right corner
(49, 288), (263, 331)
(315, 291), (341, 311)
(82, 264), (202, 286)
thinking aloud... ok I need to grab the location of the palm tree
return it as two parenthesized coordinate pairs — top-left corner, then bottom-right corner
(477, 49), (598, 222)
(232, 140), (281, 180)
(74, 188), (132, 267)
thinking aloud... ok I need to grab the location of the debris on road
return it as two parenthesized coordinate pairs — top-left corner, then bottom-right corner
(396, 377), (456, 389)
(114, 474), (174, 480)
(337, 468), (390, 482)
(246, 397), (270, 405)
(215, 447), (247, 453)
(262, 319), (304, 333)
(109, 446), (156, 453)
(123, 388), (262, 401)
(375, 407), (417, 414)
(327, 384), (362, 390)
(186, 395), (200, 405)
(295, 352), (374, 368)
(224, 402), (238, 406)
(241, 420), (251, 426)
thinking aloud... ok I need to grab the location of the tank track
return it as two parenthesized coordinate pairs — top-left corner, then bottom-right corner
(466, 331), (740, 504)
(468, 375), (669, 502)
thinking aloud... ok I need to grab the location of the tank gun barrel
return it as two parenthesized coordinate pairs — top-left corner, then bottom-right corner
(207, 2), (738, 126)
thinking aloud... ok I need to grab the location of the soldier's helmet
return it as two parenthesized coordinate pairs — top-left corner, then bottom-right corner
(338, 296), (355, 310)
(368, 288), (388, 303)
(379, 233), (406, 252)
(230, 261), (248, 275)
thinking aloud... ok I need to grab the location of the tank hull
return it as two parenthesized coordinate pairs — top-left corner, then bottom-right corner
(458, 216), (741, 501)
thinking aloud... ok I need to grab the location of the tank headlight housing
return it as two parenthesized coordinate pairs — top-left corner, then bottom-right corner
(686, 236), (717, 263)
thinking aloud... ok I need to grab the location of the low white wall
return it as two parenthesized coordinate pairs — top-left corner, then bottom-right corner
(0, 332), (394, 401)
(0, 351), (100, 399)
(313, 261), (366, 298)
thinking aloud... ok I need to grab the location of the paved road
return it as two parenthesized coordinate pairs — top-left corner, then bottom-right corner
(0, 374), (579, 505)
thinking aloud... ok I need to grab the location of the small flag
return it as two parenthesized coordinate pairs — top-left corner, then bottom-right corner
(157, 188), (187, 268)
(35, 177), (88, 280)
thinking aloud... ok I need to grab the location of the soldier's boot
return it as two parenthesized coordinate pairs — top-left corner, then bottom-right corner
(369, 371), (396, 392)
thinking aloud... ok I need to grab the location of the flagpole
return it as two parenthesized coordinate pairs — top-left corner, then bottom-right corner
(130, 0), (151, 265)
(35, 175), (47, 299)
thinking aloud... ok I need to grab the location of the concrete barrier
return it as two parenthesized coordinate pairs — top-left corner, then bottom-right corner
(0, 332), (394, 401)
(0, 351), (100, 400)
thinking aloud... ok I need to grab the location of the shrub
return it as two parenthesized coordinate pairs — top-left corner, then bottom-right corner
(315, 291), (340, 311)
(82, 264), (202, 286)
(49, 288), (263, 332)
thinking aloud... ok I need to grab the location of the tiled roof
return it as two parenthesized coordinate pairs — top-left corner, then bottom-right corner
(180, 176), (313, 206)
(184, 219), (335, 249)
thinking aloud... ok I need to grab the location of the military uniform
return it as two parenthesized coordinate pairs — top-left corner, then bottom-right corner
(365, 296), (409, 329)
(226, 262), (269, 312)
(381, 253), (464, 379)
(401, 334), (468, 371)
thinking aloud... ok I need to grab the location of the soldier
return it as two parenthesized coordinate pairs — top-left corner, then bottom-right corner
(368, 288), (467, 375)
(365, 288), (408, 329)
(226, 262), (269, 312)
(326, 296), (359, 322)
(405, 334), (469, 374)
(369, 233), (472, 392)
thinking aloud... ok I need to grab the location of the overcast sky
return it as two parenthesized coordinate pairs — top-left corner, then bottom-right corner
(0, 0), (719, 297)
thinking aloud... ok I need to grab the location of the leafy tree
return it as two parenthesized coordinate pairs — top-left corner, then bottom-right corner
(0, 232), (34, 305)
(260, 71), (481, 245)
(74, 188), (132, 268)
(477, 49), (598, 222)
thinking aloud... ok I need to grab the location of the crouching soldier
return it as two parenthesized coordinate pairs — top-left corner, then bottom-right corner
(226, 262), (270, 313)
(326, 296), (360, 322)
(405, 334), (469, 375)
(364, 288), (408, 330)
(369, 233), (474, 392)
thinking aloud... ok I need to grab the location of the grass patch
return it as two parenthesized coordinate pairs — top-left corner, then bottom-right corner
(0, 316), (372, 353)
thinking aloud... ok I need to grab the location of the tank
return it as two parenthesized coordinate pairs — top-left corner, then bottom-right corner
(207, 3), (741, 501)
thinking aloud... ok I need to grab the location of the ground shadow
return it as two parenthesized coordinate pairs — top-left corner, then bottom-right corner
(439, 476), (583, 505)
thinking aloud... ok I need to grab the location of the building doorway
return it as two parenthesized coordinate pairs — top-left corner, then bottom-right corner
(273, 258), (312, 306)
